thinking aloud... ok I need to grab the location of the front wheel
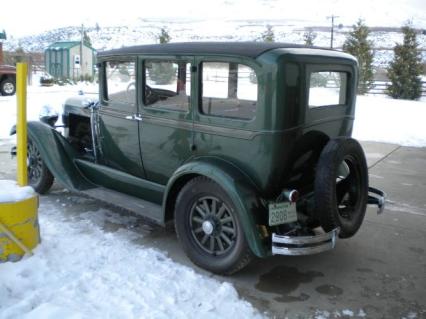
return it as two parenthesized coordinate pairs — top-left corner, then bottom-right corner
(27, 138), (54, 194)
(175, 177), (253, 275)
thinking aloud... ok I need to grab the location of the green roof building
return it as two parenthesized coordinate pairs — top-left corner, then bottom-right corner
(45, 41), (95, 80)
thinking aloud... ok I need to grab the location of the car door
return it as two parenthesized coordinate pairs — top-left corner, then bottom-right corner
(98, 58), (145, 178)
(138, 56), (195, 184)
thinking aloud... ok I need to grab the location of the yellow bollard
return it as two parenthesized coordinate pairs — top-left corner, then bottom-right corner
(17, 63), (28, 186)
(0, 63), (40, 262)
(0, 195), (39, 262)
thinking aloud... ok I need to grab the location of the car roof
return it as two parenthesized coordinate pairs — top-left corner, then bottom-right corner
(98, 41), (314, 59)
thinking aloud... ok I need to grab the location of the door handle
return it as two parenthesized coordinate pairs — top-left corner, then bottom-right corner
(125, 114), (143, 121)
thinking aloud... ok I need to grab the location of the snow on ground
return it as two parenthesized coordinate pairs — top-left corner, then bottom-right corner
(352, 95), (426, 147)
(0, 199), (263, 319)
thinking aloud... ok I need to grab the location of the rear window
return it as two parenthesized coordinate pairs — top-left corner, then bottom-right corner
(201, 62), (258, 120)
(308, 71), (348, 108)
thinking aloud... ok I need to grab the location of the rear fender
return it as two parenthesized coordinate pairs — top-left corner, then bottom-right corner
(26, 121), (94, 191)
(163, 157), (268, 258)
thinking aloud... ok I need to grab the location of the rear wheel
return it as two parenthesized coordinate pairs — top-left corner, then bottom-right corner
(314, 138), (368, 238)
(27, 138), (54, 194)
(175, 176), (252, 275)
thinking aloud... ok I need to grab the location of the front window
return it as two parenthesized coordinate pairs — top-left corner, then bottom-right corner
(308, 71), (348, 108)
(105, 61), (136, 105)
(201, 62), (258, 120)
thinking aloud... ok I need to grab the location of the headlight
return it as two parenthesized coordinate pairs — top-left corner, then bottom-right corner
(39, 105), (59, 126)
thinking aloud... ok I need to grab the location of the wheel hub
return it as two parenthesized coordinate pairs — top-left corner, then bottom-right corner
(202, 220), (214, 235)
(3, 83), (14, 94)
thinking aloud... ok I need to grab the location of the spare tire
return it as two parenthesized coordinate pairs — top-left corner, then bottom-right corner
(314, 137), (368, 238)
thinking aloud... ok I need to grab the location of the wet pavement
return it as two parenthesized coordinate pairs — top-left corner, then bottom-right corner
(1, 141), (425, 318)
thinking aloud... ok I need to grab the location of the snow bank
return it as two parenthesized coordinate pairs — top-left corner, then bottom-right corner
(0, 202), (263, 319)
(353, 95), (426, 147)
(0, 180), (35, 203)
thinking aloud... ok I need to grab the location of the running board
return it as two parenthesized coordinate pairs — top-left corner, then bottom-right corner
(80, 187), (163, 225)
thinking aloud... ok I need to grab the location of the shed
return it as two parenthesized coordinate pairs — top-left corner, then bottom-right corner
(45, 41), (95, 80)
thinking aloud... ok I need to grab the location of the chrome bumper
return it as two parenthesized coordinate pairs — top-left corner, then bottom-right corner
(272, 228), (339, 256)
(368, 187), (386, 215)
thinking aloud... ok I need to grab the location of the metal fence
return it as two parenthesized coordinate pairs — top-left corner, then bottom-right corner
(368, 80), (426, 96)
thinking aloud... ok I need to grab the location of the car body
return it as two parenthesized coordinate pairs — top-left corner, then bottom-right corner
(0, 64), (16, 96)
(21, 42), (385, 274)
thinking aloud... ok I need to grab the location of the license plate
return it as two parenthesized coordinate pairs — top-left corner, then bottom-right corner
(268, 202), (297, 226)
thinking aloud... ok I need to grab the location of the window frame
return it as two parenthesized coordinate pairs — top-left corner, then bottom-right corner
(305, 64), (352, 109)
(101, 57), (137, 111)
(141, 57), (192, 115)
(198, 59), (260, 122)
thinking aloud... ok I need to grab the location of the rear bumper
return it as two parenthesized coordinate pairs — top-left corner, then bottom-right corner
(368, 187), (386, 215)
(272, 228), (338, 256)
(272, 187), (386, 256)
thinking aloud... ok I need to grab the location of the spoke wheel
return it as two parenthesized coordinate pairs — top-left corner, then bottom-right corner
(189, 196), (237, 256)
(27, 138), (54, 194)
(175, 176), (253, 275)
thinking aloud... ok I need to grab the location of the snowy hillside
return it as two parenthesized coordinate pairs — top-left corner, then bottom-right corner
(4, 18), (426, 68)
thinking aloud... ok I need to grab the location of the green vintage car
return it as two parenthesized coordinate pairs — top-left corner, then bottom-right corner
(22, 42), (385, 274)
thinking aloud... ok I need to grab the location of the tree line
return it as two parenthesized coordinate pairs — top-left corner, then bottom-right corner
(259, 21), (424, 100)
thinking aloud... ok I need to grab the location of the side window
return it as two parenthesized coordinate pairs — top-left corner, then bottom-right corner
(144, 60), (190, 112)
(308, 71), (348, 108)
(201, 62), (258, 120)
(105, 61), (136, 105)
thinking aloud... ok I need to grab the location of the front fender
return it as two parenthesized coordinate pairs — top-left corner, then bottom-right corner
(27, 121), (94, 191)
(163, 157), (268, 258)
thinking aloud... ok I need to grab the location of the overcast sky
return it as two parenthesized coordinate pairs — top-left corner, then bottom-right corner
(1, 0), (425, 37)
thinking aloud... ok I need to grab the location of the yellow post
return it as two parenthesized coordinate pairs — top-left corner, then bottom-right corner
(16, 63), (28, 186)
(0, 63), (40, 262)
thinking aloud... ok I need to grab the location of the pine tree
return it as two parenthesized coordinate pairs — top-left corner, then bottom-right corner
(159, 28), (171, 44)
(261, 25), (275, 42)
(83, 31), (92, 47)
(343, 19), (374, 95)
(149, 29), (175, 84)
(386, 23), (422, 100)
(303, 29), (317, 46)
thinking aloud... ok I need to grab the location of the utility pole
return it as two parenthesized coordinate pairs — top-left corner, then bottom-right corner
(0, 29), (7, 65)
(80, 24), (84, 80)
(327, 15), (339, 49)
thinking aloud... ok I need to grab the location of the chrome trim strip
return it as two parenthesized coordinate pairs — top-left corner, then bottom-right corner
(272, 228), (338, 245)
(272, 241), (336, 256)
